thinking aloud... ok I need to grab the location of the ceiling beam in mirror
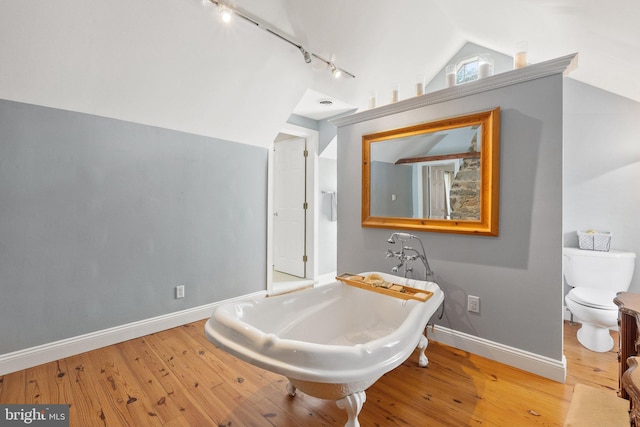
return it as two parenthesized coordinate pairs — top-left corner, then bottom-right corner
(395, 150), (481, 165)
(362, 108), (500, 236)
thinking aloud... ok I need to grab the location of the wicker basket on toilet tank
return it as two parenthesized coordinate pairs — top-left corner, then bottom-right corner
(577, 231), (611, 252)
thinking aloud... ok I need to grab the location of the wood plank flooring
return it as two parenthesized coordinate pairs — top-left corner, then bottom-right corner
(0, 321), (620, 426)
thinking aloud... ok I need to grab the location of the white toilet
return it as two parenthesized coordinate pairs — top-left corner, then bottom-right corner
(564, 247), (636, 352)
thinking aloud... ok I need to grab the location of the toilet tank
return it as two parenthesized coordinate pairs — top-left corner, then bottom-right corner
(564, 247), (636, 292)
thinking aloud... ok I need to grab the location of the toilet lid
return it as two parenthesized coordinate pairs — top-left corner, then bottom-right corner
(569, 288), (618, 310)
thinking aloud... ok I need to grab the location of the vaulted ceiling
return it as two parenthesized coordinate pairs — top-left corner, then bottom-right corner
(0, 0), (637, 148)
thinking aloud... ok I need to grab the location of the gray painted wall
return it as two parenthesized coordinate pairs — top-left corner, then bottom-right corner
(563, 79), (640, 292)
(336, 75), (564, 360)
(370, 161), (413, 217)
(0, 99), (267, 355)
(286, 113), (319, 132)
(288, 111), (357, 155)
(318, 110), (357, 154)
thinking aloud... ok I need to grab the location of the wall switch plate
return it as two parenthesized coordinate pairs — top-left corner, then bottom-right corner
(176, 285), (185, 299)
(468, 295), (480, 313)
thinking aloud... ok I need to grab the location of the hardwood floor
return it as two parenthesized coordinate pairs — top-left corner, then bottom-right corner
(0, 321), (620, 426)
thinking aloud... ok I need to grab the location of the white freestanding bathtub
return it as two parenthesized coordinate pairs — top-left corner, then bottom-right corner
(204, 272), (444, 427)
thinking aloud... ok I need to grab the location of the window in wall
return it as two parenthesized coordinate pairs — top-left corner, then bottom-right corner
(456, 56), (480, 85)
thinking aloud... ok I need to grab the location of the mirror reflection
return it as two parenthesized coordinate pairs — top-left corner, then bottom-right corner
(370, 125), (481, 220)
(362, 108), (500, 236)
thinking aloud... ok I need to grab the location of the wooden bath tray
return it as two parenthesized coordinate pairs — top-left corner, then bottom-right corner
(336, 273), (433, 302)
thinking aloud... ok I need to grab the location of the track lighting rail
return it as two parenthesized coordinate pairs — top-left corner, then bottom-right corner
(206, 0), (355, 78)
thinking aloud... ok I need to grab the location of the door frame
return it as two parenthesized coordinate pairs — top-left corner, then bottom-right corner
(267, 123), (319, 294)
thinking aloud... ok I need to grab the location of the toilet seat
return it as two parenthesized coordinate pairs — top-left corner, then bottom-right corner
(568, 288), (618, 310)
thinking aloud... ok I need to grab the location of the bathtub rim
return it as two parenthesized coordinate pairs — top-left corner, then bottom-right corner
(204, 274), (444, 384)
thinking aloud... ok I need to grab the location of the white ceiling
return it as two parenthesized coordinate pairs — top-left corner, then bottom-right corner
(0, 0), (638, 148)
(292, 89), (356, 121)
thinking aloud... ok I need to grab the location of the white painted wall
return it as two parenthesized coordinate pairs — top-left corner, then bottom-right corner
(318, 156), (337, 275)
(563, 79), (640, 292)
(0, 0), (337, 148)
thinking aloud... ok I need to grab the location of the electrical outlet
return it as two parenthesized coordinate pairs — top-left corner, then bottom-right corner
(468, 295), (480, 313)
(176, 285), (185, 299)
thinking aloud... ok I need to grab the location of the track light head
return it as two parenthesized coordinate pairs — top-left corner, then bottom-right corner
(218, 4), (233, 23)
(329, 63), (342, 78)
(299, 47), (312, 64)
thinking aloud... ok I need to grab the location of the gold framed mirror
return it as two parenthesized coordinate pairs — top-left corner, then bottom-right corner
(362, 107), (500, 235)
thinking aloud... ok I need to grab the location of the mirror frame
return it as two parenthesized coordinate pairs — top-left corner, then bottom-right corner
(362, 107), (500, 236)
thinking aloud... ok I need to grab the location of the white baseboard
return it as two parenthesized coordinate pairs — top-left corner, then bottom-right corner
(2, 291), (567, 383)
(0, 291), (266, 376)
(315, 271), (338, 287)
(428, 325), (567, 383)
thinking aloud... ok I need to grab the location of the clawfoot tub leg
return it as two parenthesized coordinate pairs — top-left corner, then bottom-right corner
(286, 381), (296, 396)
(417, 333), (429, 367)
(336, 391), (366, 427)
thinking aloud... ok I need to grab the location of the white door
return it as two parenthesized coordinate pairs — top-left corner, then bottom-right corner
(274, 137), (306, 277)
